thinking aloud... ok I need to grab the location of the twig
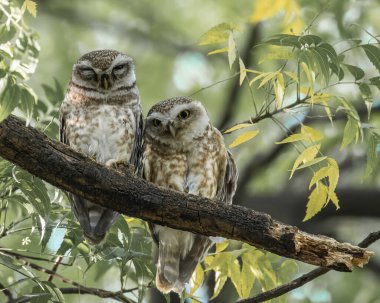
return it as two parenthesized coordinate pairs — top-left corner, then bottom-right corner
(47, 255), (63, 282)
(0, 250), (134, 303)
(0, 281), (13, 302)
(218, 24), (261, 130)
(236, 230), (380, 303)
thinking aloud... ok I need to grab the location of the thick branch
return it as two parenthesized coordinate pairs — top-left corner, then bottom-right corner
(0, 115), (372, 271)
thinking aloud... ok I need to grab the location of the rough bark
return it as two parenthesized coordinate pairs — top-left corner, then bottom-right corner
(0, 115), (373, 271)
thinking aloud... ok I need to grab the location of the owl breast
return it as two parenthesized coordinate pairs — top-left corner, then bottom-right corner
(65, 104), (136, 164)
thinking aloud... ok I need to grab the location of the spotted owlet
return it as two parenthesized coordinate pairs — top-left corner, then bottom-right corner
(142, 97), (238, 293)
(59, 50), (143, 244)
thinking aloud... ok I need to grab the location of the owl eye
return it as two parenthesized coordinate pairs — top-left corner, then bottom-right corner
(78, 67), (96, 79)
(178, 110), (190, 120)
(113, 64), (127, 72)
(152, 119), (161, 127)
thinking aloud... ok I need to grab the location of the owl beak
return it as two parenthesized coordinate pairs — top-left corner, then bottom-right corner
(100, 74), (110, 90)
(167, 121), (176, 137)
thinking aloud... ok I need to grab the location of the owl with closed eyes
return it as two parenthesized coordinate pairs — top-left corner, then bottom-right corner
(142, 97), (238, 294)
(59, 50), (143, 245)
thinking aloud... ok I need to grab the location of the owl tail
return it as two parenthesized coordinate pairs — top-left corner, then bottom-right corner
(70, 194), (119, 245)
(155, 243), (180, 294)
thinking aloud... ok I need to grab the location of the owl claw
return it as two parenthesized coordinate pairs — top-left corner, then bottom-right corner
(105, 159), (133, 173)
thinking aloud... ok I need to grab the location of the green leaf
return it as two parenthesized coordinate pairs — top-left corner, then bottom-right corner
(299, 35), (322, 46)
(229, 130), (260, 148)
(198, 23), (239, 45)
(264, 34), (301, 48)
(365, 132), (380, 178)
(310, 47), (330, 85)
(0, 24), (16, 44)
(341, 116), (360, 149)
(0, 81), (20, 122)
(319, 43), (339, 72)
(362, 44), (380, 73)
(29, 286), (51, 303)
(369, 76), (380, 90)
(19, 85), (37, 125)
(343, 64), (365, 80)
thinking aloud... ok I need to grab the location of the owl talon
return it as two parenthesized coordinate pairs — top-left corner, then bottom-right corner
(106, 160), (133, 173)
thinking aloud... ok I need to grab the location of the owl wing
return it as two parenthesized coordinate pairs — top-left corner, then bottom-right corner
(129, 107), (144, 171)
(216, 150), (238, 205)
(59, 112), (68, 145)
(59, 110), (120, 244)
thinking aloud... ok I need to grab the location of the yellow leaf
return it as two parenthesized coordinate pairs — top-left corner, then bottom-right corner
(228, 33), (237, 68)
(248, 71), (268, 86)
(259, 48), (295, 63)
(208, 47), (229, 55)
(258, 71), (279, 88)
(229, 130), (260, 148)
(199, 23), (240, 45)
(276, 133), (308, 144)
(250, 0), (303, 34)
(239, 58), (246, 86)
(250, 0), (286, 24)
(245, 68), (261, 74)
(215, 240), (229, 253)
(189, 264), (204, 296)
(326, 158), (339, 193)
(274, 73), (285, 108)
(309, 166), (330, 189)
(211, 270), (228, 299)
(239, 256), (255, 298)
(329, 191), (340, 210)
(224, 123), (253, 134)
(301, 125), (324, 142)
(296, 156), (327, 170)
(301, 62), (315, 88)
(303, 182), (329, 221)
(229, 260), (243, 298)
(21, 0), (37, 17)
(290, 144), (320, 179)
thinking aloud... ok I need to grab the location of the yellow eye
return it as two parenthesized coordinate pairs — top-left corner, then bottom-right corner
(152, 119), (161, 127)
(178, 110), (190, 120)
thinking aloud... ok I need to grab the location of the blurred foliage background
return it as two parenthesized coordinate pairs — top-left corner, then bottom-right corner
(1, 0), (380, 302)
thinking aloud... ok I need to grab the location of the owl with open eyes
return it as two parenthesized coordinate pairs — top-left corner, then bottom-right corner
(142, 97), (238, 294)
(59, 50), (143, 245)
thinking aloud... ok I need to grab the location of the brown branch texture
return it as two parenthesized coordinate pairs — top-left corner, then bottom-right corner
(0, 115), (373, 272)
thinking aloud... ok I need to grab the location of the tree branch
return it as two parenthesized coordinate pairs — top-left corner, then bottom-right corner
(1, 249), (133, 303)
(0, 282), (13, 302)
(0, 115), (373, 271)
(236, 230), (380, 303)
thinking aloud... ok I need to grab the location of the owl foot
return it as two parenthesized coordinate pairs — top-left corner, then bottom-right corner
(106, 159), (134, 173)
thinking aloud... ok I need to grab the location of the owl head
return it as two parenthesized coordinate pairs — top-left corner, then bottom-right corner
(145, 97), (210, 148)
(71, 49), (136, 92)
